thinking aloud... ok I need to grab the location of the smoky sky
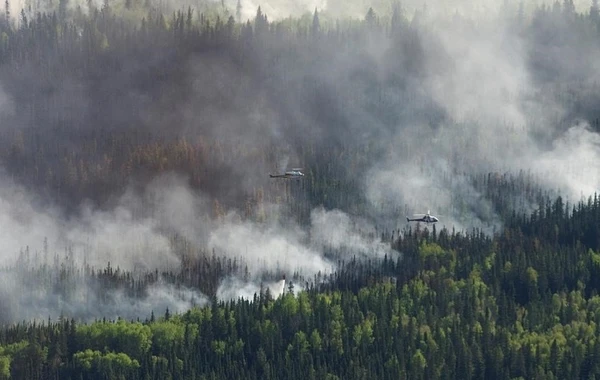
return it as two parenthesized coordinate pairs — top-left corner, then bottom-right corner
(0, 1), (599, 322)
(0, 172), (388, 323)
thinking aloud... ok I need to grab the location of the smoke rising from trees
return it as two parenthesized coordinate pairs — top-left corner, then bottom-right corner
(0, 0), (598, 323)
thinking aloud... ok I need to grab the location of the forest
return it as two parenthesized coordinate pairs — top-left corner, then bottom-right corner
(0, 0), (599, 377)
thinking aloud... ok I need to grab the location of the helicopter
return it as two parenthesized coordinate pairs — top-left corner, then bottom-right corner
(269, 168), (305, 179)
(407, 210), (439, 224)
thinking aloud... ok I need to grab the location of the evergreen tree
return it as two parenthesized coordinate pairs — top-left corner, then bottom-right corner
(311, 8), (320, 39)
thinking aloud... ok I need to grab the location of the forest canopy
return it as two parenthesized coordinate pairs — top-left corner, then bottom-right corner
(0, 0), (598, 378)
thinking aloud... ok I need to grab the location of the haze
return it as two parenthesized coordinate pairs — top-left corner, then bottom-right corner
(0, 0), (597, 322)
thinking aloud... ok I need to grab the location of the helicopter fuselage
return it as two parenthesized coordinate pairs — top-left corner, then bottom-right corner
(407, 215), (439, 223)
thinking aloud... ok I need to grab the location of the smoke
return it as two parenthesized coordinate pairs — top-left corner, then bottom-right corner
(229, 0), (593, 23)
(209, 205), (402, 301)
(360, 3), (600, 232)
(0, 173), (181, 271)
(208, 207), (334, 276)
(2, 0), (600, 324)
(365, 159), (505, 233)
(310, 207), (396, 259)
(531, 122), (600, 199)
(0, 169), (397, 322)
(0, 266), (208, 323)
(207, 205), (397, 278)
(65, 205), (179, 271)
(216, 276), (286, 301)
(0, 172), (207, 323)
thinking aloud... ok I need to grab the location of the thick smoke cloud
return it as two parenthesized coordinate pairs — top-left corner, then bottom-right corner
(0, 173), (205, 323)
(0, 171), (393, 322)
(310, 207), (396, 259)
(0, 267), (208, 323)
(1, 0), (599, 323)
(208, 209), (333, 276)
(208, 205), (399, 301)
(358, 5), (600, 232)
(0, 173), (180, 271)
(531, 122), (600, 198)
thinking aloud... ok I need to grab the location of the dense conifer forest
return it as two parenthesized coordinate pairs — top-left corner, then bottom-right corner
(0, 0), (599, 378)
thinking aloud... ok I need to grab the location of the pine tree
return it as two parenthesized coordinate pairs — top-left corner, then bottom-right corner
(4, 0), (9, 23)
(311, 8), (320, 40)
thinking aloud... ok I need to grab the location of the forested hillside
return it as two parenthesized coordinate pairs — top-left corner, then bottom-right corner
(1, 196), (600, 379)
(0, 0), (599, 378)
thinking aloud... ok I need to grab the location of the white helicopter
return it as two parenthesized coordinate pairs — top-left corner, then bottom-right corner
(269, 168), (305, 179)
(407, 210), (439, 224)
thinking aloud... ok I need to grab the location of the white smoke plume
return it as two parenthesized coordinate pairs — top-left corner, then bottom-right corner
(310, 207), (397, 259)
(0, 169), (396, 322)
(0, 177), (180, 271)
(530, 122), (600, 200)
(0, 264), (209, 323)
(361, 3), (600, 233)
(216, 276), (287, 302)
(0, 173), (210, 323)
(208, 207), (334, 276)
(209, 205), (399, 301)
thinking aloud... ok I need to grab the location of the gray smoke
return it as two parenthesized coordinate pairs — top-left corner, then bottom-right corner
(1, 0), (599, 323)
(0, 267), (208, 323)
